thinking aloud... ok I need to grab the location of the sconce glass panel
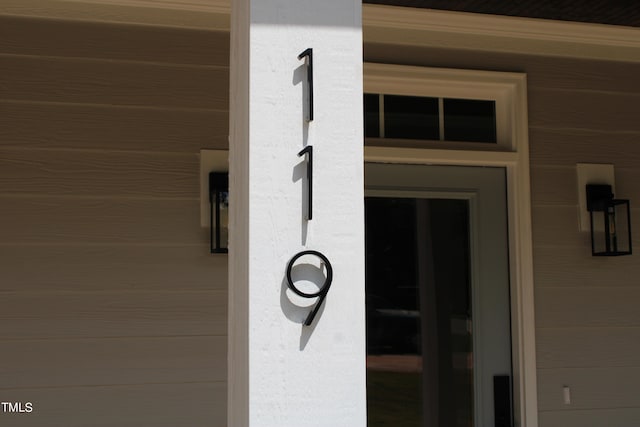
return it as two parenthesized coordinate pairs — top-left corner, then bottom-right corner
(587, 184), (632, 256)
(210, 172), (229, 254)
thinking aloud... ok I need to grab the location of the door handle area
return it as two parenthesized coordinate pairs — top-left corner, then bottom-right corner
(493, 375), (513, 427)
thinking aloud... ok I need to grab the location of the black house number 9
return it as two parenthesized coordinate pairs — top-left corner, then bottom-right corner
(286, 250), (333, 326)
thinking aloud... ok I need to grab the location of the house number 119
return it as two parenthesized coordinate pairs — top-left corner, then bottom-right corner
(286, 48), (334, 326)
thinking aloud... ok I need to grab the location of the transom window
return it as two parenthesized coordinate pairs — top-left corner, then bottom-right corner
(364, 93), (497, 143)
(363, 63), (523, 151)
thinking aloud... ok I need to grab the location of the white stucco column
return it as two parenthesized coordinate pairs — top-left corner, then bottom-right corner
(228, 1), (364, 426)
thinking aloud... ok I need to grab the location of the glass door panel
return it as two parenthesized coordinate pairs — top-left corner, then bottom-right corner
(366, 198), (473, 427)
(365, 164), (512, 427)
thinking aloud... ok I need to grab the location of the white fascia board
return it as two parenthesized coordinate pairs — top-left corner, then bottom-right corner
(6, 1), (639, 60)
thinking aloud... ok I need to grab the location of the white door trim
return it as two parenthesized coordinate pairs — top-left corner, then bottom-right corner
(364, 67), (538, 427)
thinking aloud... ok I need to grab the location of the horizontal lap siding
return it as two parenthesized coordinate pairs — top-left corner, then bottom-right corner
(364, 42), (640, 426)
(511, 55), (640, 425)
(527, 56), (640, 424)
(539, 408), (640, 427)
(0, 383), (226, 427)
(0, 336), (227, 388)
(0, 16), (230, 66)
(536, 287), (640, 328)
(0, 198), (204, 244)
(4, 13), (640, 427)
(0, 149), (200, 198)
(537, 327), (640, 368)
(533, 248), (640, 287)
(0, 55), (229, 110)
(0, 291), (227, 339)
(0, 246), (228, 291)
(531, 205), (640, 248)
(0, 15), (230, 427)
(531, 166), (640, 206)
(0, 101), (228, 152)
(529, 89), (640, 132)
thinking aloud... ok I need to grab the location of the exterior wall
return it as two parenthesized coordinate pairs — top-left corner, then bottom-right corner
(0, 16), (229, 426)
(2, 10), (640, 427)
(364, 43), (640, 426)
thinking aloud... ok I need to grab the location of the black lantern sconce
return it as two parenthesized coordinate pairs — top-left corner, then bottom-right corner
(586, 184), (632, 256)
(209, 172), (229, 254)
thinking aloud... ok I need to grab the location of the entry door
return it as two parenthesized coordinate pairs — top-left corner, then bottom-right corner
(365, 163), (512, 427)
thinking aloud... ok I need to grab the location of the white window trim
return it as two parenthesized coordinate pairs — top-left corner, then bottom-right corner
(364, 63), (538, 427)
(365, 63), (521, 151)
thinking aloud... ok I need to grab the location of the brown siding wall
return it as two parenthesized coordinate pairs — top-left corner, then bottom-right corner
(0, 16), (229, 426)
(2, 12), (640, 427)
(364, 43), (640, 426)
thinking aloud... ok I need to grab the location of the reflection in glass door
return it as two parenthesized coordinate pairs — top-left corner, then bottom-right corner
(365, 164), (512, 427)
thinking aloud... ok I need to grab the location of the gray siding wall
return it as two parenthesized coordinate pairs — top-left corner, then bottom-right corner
(0, 16), (229, 426)
(365, 44), (640, 427)
(2, 13), (640, 427)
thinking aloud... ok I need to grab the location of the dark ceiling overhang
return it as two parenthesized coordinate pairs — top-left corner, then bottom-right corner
(363, 0), (640, 28)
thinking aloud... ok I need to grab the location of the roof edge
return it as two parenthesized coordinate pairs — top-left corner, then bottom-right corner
(2, 0), (639, 62)
(364, 5), (640, 62)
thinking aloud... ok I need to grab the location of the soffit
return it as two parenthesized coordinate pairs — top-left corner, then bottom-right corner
(364, 0), (640, 28)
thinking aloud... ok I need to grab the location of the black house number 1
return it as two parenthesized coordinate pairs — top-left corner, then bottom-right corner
(285, 48), (333, 327)
(298, 145), (313, 220)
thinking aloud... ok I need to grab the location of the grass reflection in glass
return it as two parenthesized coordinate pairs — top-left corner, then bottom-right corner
(367, 369), (422, 427)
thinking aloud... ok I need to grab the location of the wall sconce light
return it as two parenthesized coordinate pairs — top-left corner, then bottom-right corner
(586, 184), (632, 256)
(209, 172), (229, 254)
